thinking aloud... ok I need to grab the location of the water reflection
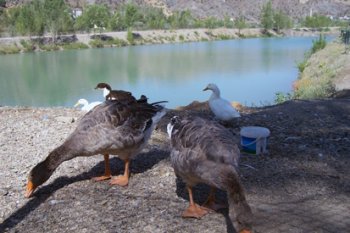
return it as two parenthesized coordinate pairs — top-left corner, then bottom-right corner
(0, 36), (329, 108)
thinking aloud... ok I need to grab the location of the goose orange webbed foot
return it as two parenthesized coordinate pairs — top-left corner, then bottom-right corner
(110, 175), (129, 186)
(92, 175), (111, 182)
(182, 204), (209, 219)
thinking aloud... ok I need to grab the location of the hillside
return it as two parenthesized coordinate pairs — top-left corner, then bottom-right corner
(4, 0), (350, 22)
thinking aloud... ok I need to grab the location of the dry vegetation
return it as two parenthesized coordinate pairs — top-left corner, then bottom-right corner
(294, 40), (350, 99)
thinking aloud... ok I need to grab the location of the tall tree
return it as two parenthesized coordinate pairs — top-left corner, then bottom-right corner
(15, 0), (45, 36)
(124, 3), (141, 27)
(261, 0), (274, 31)
(168, 10), (193, 29)
(273, 10), (292, 32)
(3, 6), (21, 36)
(142, 6), (166, 29)
(15, 5), (35, 36)
(75, 4), (110, 32)
(43, 0), (73, 41)
(234, 15), (247, 35)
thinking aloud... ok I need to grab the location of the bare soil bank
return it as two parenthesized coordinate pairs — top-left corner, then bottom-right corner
(0, 96), (349, 233)
(0, 27), (340, 49)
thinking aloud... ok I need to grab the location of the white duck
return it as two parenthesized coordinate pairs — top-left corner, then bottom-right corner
(74, 98), (102, 112)
(203, 83), (240, 121)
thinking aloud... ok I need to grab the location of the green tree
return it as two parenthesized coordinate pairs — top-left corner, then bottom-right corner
(273, 10), (292, 32)
(193, 18), (204, 28)
(75, 4), (110, 33)
(14, 0), (45, 36)
(223, 15), (234, 28)
(168, 10), (193, 29)
(234, 15), (247, 35)
(204, 16), (218, 29)
(143, 6), (166, 29)
(178, 10), (193, 28)
(124, 3), (142, 27)
(127, 27), (134, 44)
(3, 7), (21, 36)
(15, 5), (35, 35)
(302, 14), (332, 28)
(0, 10), (4, 35)
(43, 0), (73, 41)
(311, 34), (327, 54)
(109, 11), (126, 31)
(261, 0), (274, 31)
(31, 0), (45, 36)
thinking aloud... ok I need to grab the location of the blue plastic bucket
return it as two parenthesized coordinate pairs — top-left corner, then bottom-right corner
(240, 126), (270, 154)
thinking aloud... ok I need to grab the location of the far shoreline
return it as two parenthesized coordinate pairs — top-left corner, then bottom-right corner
(0, 27), (341, 54)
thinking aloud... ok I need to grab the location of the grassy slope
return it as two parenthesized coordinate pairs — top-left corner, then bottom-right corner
(294, 39), (350, 99)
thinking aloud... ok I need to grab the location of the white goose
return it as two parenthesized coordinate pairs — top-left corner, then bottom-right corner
(74, 98), (102, 112)
(203, 83), (240, 121)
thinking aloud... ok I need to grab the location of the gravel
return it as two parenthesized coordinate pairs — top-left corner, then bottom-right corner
(1, 97), (350, 233)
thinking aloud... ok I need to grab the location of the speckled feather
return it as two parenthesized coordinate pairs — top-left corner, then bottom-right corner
(168, 116), (252, 232)
(28, 99), (165, 188)
(170, 117), (240, 174)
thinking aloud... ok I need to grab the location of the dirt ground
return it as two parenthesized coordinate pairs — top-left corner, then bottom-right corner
(0, 96), (349, 233)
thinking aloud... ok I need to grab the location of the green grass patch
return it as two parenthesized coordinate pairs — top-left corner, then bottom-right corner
(112, 38), (128, 47)
(297, 58), (309, 73)
(294, 63), (336, 99)
(311, 34), (327, 54)
(20, 40), (36, 52)
(217, 34), (232, 40)
(38, 44), (60, 51)
(62, 42), (89, 50)
(89, 39), (105, 48)
(0, 44), (21, 54)
(274, 92), (292, 104)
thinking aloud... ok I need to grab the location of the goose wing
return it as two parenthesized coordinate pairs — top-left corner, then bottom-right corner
(171, 117), (239, 166)
(65, 101), (162, 156)
(209, 98), (240, 120)
(107, 90), (137, 103)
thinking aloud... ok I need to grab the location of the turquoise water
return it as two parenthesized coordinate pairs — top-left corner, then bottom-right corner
(0, 36), (331, 108)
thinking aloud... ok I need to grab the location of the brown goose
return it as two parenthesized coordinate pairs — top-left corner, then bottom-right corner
(94, 82), (136, 103)
(167, 116), (252, 233)
(25, 99), (166, 198)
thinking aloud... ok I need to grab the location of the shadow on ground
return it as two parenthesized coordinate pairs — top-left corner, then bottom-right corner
(0, 148), (169, 231)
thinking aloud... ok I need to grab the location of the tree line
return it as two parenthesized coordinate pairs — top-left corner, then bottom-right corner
(0, 0), (347, 39)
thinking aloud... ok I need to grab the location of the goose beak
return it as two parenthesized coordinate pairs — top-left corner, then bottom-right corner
(203, 87), (209, 91)
(74, 102), (80, 108)
(25, 180), (36, 198)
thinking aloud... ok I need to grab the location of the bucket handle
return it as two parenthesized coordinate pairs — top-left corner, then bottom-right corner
(241, 137), (262, 147)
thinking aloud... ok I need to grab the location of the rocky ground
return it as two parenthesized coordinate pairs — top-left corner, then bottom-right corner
(0, 95), (349, 233)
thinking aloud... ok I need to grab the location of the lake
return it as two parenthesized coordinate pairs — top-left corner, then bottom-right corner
(0, 36), (331, 109)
